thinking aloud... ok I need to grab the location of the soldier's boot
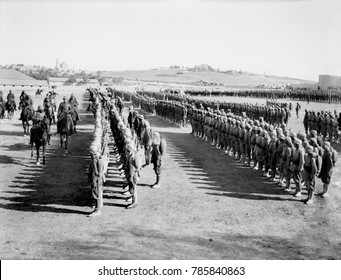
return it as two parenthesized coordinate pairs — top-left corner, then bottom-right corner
(320, 184), (330, 197)
(304, 189), (314, 204)
(88, 198), (101, 217)
(127, 190), (137, 209)
(152, 175), (161, 189)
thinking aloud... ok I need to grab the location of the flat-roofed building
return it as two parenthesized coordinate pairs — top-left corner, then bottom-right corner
(318, 75), (341, 90)
(0, 69), (48, 88)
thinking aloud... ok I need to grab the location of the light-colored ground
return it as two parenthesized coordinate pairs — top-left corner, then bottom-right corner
(0, 85), (340, 259)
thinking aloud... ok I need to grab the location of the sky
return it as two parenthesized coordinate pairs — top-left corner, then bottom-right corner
(0, 0), (340, 81)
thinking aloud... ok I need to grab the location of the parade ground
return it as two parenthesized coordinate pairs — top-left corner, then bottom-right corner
(0, 86), (340, 260)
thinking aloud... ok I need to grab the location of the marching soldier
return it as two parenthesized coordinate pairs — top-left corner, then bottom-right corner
(151, 132), (166, 189)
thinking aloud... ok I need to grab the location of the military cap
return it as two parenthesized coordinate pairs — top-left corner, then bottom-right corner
(323, 141), (331, 147)
(294, 139), (302, 146)
(309, 138), (318, 146)
(310, 130), (317, 137)
(306, 145), (314, 154)
(278, 134), (285, 140)
(285, 137), (292, 144)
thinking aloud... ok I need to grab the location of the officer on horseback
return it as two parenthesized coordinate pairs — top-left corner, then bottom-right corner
(32, 105), (46, 127)
(7, 90), (14, 101)
(57, 96), (78, 134)
(68, 93), (78, 109)
(57, 96), (72, 120)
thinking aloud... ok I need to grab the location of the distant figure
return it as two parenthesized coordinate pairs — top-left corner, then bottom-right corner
(295, 102), (301, 119)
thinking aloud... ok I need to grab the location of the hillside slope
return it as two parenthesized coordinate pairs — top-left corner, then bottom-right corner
(103, 69), (315, 88)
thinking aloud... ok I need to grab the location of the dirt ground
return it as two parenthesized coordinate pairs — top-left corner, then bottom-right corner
(0, 86), (340, 260)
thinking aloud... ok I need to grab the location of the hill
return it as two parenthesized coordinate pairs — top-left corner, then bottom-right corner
(102, 68), (315, 89)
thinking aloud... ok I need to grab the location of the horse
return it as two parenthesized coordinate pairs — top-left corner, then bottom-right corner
(44, 105), (56, 124)
(0, 102), (5, 119)
(35, 89), (43, 98)
(20, 106), (35, 136)
(30, 118), (50, 165)
(57, 111), (76, 152)
(5, 99), (16, 120)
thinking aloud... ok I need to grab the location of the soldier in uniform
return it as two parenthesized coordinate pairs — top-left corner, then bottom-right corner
(124, 141), (142, 209)
(151, 132), (166, 189)
(141, 122), (153, 167)
(291, 139), (305, 197)
(282, 137), (293, 191)
(318, 141), (338, 197)
(88, 146), (105, 216)
(7, 90), (14, 101)
(303, 145), (318, 204)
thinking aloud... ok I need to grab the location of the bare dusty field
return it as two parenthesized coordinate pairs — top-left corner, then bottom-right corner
(0, 85), (340, 259)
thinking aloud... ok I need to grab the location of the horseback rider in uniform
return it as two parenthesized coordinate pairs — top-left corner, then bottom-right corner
(30, 105), (46, 145)
(7, 90), (15, 101)
(57, 96), (78, 134)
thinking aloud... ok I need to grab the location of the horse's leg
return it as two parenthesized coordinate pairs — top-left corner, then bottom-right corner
(65, 134), (68, 152)
(42, 144), (46, 165)
(22, 121), (25, 135)
(36, 145), (40, 165)
(31, 143), (34, 158)
(60, 134), (63, 147)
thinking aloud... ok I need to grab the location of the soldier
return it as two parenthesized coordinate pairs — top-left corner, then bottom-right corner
(318, 141), (338, 197)
(7, 90), (14, 101)
(282, 137), (293, 191)
(276, 134), (286, 187)
(124, 141), (142, 209)
(303, 110), (309, 134)
(32, 105), (46, 128)
(268, 131), (278, 181)
(141, 122), (153, 167)
(57, 96), (72, 121)
(151, 132), (166, 189)
(260, 130), (270, 177)
(68, 93), (79, 109)
(303, 145), (318, 204)
(88, 146), (105, 217)
(291, 139), (305, 197)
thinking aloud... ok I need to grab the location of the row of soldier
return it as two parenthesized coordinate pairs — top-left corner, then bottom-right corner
(189, 108), (338, 204)
(303, 110), (341, 142)
(112, 89), (339, 205)
(88, 92), (166, 211)
(289, 89), (341, 103)
(113, 89), (292, 128)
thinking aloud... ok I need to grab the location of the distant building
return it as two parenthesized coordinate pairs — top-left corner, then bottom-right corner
(0, 69), (48, 88)
(55, 58), (68, 71)
(318, 75), (341, 90)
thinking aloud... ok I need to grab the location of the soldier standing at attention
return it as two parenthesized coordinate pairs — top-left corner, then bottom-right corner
(88, 147), (105, 217)
(151, 132), (166, 189)
(303, 145), (318, 204)
(291, 139), (305, 197)
(318, 141), (338, 197)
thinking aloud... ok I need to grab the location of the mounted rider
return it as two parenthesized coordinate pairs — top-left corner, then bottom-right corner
(30, 105), (47, 145)
(68, 93), (80, 124)
(19, 92), (34, 120)
(57, 96), (77, 134)
(0, 90), (4, 105)
(7, 90), (15, 101)
(57, 96), (72, 120)
(32, 105), (46, 126)
(68, 93), (78, 108)
(43, 93), (52, 108)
